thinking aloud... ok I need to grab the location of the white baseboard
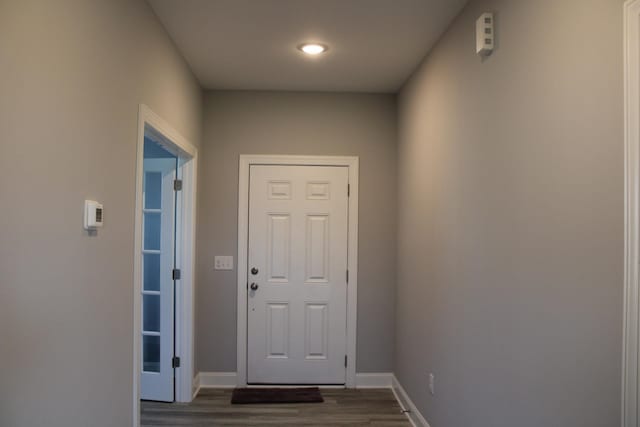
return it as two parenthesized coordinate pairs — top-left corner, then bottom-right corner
(194, 371), (393, 390)
(392, 374), (431, 427)
(355, 372), (393, 388)
(198, 372), (238, 389)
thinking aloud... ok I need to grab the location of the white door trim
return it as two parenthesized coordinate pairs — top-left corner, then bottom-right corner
(237, 155), (359, 388)
(133, 105), (198, 426)
(624, 2), (640, 426)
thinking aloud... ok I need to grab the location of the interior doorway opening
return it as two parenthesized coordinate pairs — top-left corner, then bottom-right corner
(140, 137), (178, 402)
(133, 105), (198, 426)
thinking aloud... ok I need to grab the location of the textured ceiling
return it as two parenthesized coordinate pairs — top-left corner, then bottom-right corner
(148, 0), (468, 93)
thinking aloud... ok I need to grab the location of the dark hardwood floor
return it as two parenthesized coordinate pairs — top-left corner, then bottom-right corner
(141, 388), (411, 426)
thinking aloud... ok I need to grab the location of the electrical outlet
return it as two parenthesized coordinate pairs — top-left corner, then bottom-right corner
(214, 256), (234, 270)
(428, 373), (435, 396)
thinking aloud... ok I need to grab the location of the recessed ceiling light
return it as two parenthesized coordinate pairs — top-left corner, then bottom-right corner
(298, 43), (328, 55)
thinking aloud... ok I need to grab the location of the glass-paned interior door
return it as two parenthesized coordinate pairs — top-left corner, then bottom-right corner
(140, 138), (178, 402)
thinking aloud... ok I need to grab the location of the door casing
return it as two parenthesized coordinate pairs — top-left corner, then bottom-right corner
(237, 155), (359, 388)
(133, 105), (198, 426)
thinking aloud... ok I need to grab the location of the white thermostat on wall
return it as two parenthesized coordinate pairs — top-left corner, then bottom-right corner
(84, 200), (104, 230)
(476, 12), (494, 56)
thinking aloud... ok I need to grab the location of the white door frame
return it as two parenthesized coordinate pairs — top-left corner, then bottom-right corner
(237, 155), (359, 388)
(624, 2), (640, 426)
(133, 105), (198, 426)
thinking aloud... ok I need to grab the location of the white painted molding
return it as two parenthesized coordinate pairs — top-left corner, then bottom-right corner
(392, 375), (431, 427)
(195, 372), (393, 390)
(198, 372), (239, 389)
(175, 156), (198, 404)
(623, 2), (640, 427)
(355, 373), (393, 388)
(236, 155), (359, 388)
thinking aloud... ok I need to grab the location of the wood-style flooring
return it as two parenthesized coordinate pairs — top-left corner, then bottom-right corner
(141, 388), (411, 426)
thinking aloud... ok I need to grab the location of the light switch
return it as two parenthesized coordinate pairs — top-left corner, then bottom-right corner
(214, 256), (234, 270)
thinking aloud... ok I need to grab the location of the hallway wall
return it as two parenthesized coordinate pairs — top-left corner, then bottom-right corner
(395, 0), (624, 426)
(0, 1), (202, 426)
(197, 91), (397, 374)
(0, 0), (627, 425)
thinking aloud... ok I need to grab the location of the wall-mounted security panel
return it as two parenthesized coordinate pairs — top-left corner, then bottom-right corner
(476, 12), (494, 56)
(84, 200), (104, 230)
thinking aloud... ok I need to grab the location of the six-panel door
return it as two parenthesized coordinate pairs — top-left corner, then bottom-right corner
(247, 165), (349, 384)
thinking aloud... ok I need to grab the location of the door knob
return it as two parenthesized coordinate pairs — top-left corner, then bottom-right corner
(251, 267), (259, 275)
(250, 282), (259, 291)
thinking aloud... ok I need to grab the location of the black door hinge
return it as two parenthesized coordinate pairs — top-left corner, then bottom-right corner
(346, 270), (349, 284)
(344, 355), (348, 367)
(172, 269), (181, 280)
(174, 179), (183, 191)
(347, 184), (350, 197)
(172, 356), (180, 368)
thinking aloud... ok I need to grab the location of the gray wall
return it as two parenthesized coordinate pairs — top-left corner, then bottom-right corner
(197, 91), (396, 373)
(395, 0), (624, 426)
(0, 1), (202, 426)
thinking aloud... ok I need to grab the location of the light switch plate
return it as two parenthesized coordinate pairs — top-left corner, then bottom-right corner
(214, 256), (234, 270)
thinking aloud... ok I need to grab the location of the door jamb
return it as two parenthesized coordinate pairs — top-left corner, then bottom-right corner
(133, 105), (198, 426)
(623, 1), (640, 426)
(237, 155), (359, 388)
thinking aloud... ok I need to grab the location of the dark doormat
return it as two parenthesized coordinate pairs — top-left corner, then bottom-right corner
(231, 387), (324, 404)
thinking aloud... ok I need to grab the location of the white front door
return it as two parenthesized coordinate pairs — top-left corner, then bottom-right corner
(247, 165), (349, 384)
(140, 158), (177, 401)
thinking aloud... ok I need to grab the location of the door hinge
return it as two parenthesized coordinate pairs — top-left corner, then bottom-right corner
(346, 269), (349, 284)
(347, 184), (350, 197)
(172, 269), (181, 280)
(172, 356), (181, 368)
(344, 355), (348, 367)
(174, 179), (183, 191)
